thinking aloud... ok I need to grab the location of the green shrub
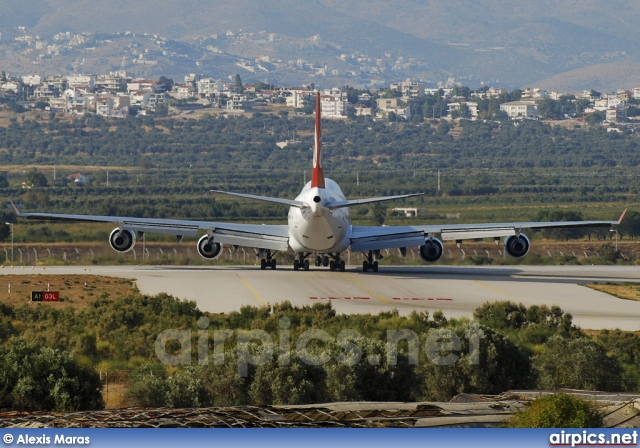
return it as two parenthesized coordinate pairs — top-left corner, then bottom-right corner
(507, 393), (604, 428)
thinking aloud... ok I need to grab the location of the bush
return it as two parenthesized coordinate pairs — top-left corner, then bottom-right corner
(533, 335), (623, 391)
(507, 393), (604, 428)
(0, 341), (103, 411)
(415, 323), (533, 401)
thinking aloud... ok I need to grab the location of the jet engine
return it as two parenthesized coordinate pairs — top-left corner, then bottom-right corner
(504, 234), (530, 258)
(197, 234), (222, 259)
(109, 228), (136, 253)
(419, 237), (444, 262)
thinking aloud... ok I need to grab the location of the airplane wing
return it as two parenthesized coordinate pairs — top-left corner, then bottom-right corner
(350, 210), (626, 252)
(11, 203), (290, 251)
(325, 193), (424, 210)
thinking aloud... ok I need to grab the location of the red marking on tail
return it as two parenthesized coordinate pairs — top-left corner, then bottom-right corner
(311, 91), (325, 188)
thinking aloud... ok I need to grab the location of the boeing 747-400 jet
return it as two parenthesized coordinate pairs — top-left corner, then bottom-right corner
(11, 92), (625, 272)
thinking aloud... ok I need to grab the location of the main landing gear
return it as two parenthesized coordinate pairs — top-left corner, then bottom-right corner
(293, 253), (310, 271)
(259, 249), (277, 270)
(294, 253), (345, 272)
(362, 250), (380, 272)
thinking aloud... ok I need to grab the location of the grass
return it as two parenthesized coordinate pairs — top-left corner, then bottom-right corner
(585, 282), (640, 302)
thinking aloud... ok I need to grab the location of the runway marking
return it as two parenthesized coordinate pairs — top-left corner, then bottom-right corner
(392, 297), (454, 301)
(238, 277), (268, 306)
(310, 297), (370, 300)
(473, 280), (511, 297)
(339, 273), (394, 305)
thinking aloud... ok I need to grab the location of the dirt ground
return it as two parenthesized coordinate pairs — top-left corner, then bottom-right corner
(0, 274), (138, 308)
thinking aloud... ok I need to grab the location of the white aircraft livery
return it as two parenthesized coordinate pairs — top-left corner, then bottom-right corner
(12, 92), (625, 272)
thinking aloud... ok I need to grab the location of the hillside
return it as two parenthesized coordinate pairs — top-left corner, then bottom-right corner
(1, 0), (640, 89)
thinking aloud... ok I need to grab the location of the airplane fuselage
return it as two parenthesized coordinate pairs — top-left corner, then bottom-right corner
(288, 178), (351, 253)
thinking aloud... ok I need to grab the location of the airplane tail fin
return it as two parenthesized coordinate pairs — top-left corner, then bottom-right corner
(311, 91), (325, 189)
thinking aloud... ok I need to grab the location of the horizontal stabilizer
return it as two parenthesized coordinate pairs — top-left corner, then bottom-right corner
(325, 193), (423, 210)
(211, 190), (307, 208)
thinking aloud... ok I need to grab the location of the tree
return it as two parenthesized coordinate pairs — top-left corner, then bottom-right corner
(234, 74), (244, 94)
(507, 393), (604, 428)
(616, 210), (640, 239)
(371, 202), (386, 225)
(533, 335), (623, 391)
(0, 172), (8, 188)
(158, 76), (174, 92)
(537, 99), (563, 119)
(24, 168), (48, 187)
(535, 210), (585, 241)
(0, 223), (8, 242)
(584, 110), (605, 125)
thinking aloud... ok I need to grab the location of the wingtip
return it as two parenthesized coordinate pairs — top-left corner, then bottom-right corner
(9, 200), (20, 217)
(617, 208), (628, 225)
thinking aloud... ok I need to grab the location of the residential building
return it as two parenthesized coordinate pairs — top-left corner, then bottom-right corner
(281, 89), (313, 108)
(175, 84), (195, 99)
(376, 98), (411, 120)
(96, 94), (129, 118)
(66, 75), (95, 92)
(67, 173), (89, 184)
(129, 90), (151, 108)
(95, 71), (132, 92)
(196, 78), (226, 97)
(33, 83), (60, 99)
(606, 106), (628, 123)
(127, 79), (163, 93)
(226, 94), (247, 111)
(390, 79), (424, 99)
(448, 101), (479, 118)
(320, 95), (348, 119)
(499, 100), (539, 119)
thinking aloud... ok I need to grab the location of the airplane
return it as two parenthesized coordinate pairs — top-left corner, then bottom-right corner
(11, 92), (625, 272)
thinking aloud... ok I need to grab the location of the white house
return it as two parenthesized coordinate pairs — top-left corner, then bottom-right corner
(499, 100), (538, 119)
(67, 173), (89, 184)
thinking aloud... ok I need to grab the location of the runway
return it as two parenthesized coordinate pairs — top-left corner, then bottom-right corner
(3, 264), (640, 330)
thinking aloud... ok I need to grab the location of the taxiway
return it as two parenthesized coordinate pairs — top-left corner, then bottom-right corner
(3, 264), (640, 330)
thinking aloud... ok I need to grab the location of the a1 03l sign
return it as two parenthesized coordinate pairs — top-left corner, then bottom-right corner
(31, 291), (59, 302)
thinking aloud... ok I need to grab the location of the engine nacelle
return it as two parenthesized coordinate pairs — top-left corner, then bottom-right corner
(419, 237), (444, 263)
(504, 234), (530, 258)
(197, 234), (222, 259)
(109, 228), (136, 253)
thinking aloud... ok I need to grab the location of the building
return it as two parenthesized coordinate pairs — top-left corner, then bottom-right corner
(448, 102), (479, 118)
(606, 107), (628, 123)
(95, 71), (132, 92)
(66, 75), (95, 92)
(127, 80), (163, 93)
(67, 173), (89, 184)
(320, 95), (348, 119)
(96, 94), (129, 118)
(499, 100), (539, 119)
(376, 98), (411, 120)
(175, 84), (195, 99)
(390, 79), (424, 99)
(196, 78), (226, 97)
(281, 89), (313, 108)
(226, 94), (247, 111)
